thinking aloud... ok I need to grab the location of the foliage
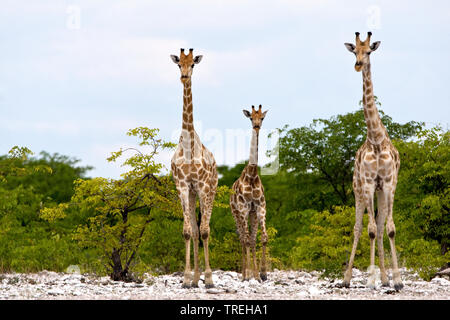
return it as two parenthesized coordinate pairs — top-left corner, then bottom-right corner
(7, 152), (92, 203)
(138, 212), (184, 274)
(42, 127), (179, 281)
(0, 146), (51, 183)
(275, 101), (422, 206)
(395, 128), (449, 255)
(1, 107), (447, 283)
(0, 147), (83, 273)
(403, 238), (450, 281)
(291, 206), (371, 278)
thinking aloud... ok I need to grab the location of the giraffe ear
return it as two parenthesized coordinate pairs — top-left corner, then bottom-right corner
(344, 43), (355, 53)
(193, 55), (203, 64)
(261, 110), (268, 120)
(243, 110), (251, 118)
(370, 41), (381, 52)
(170, 55), (180, 64)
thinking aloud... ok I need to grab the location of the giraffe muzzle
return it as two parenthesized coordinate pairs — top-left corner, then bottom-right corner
(180, 75), (190, 83)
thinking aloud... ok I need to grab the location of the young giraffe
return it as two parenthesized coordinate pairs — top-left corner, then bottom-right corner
(343, 32), (403, 290)
(170, 48), (218, 288)
(230, 105), (269, 282)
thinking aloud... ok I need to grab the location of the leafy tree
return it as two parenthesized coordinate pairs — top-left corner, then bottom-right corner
(0, 146), (50, 182)
(42, 127), (179, 281)
(10, 152), (92, 203)
(275, 99), (422, 207)
(0, 147), (83, 272)
(395, 127), (450, 255)
(291, 206), (371, 278)
(2, 109), (446, 283)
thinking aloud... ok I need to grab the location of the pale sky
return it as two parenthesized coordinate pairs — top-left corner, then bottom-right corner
(1, 1), (449, 178)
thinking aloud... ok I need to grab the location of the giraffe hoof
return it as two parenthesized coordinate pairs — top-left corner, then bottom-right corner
(337, 281), (350, 288)
(381, 282), (390, 288)
(191, 282), (199, 288)
(260, 273), (267, 281)
(394, 283), (404, 291)
(182, 283), (191, 289)
(205, 284), (215, 289)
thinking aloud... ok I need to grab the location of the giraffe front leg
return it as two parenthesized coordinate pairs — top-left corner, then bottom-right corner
(343, 199), (364, 288)
(240, 241), (247, 281)
(376, 190), (389, 287)
(242, 216), (252, 281)
(249, 210), (260, 281)
(191, 236), (200, 288)
(386, 190), (403, 291)
(231, 202), (247, 282)
(256, 205), (268, 282)
(177, 186), (193, 289)
(199, 194), (215, 288)
(188, 191), (201, 288)
(362, 184), (377, 289)
(236, 203), (251, 281)
(182, 222), (192, 288)
(239, 214), (251, 281)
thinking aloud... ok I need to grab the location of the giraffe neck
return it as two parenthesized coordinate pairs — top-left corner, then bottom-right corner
(181, 79), (195, 160)
(182, 79), (194, 133)
(248, 128), (259, 166)
(362, 63), (386, 145)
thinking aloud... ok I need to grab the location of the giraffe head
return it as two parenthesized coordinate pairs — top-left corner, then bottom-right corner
(345, 32), (380, 72)
(243, 105), (268, 133)
(170, 48), (203, 84)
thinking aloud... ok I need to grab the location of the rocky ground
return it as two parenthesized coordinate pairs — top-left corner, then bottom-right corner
(0, 268), (448, 300)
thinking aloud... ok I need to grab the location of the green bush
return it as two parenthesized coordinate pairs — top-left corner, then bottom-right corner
(138, 214), (185, 274)
(291, 206), (370, 278)
(404, 238), (450, 281)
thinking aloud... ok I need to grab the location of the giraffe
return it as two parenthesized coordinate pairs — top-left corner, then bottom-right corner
(230, 105), (269, 282)
(170, 48), (218, 288)
(342, 32), (403, 290)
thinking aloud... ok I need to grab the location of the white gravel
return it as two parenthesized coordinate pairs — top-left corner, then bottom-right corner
(0, 268), (448, 300)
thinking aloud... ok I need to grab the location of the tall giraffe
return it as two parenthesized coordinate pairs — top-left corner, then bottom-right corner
(342, 32), (403, 290)
(170, 48), (218, 288)
(230, 105), (269, 282)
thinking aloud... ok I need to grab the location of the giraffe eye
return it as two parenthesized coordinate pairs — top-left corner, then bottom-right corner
(178, 65), (181, 68)
(191, 64), (194, 68)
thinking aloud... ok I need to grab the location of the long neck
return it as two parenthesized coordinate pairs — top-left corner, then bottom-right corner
(362, 63), (386, 145)
(248, 128), (259, 165)
(181, 79), (196, 161)
(182, 79), (194, 133)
